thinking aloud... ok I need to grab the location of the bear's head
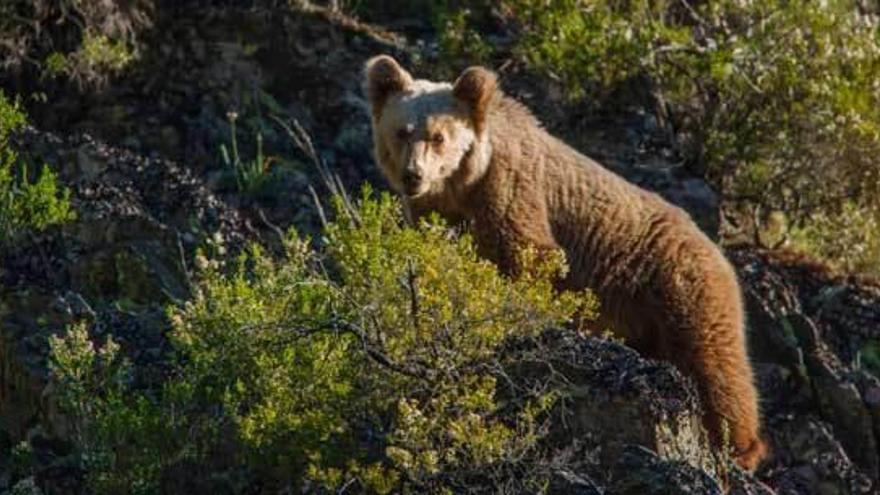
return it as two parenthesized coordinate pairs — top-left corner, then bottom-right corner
(364, 55), (497, 198)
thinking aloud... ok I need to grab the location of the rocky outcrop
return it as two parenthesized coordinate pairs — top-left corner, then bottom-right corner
(535, 330), (710, 472)
(733, 248), (879, 493)
(505, 328), (777, 494)
(609, 446), (722, 494)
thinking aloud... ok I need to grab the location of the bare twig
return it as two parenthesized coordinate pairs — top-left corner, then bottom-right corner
(288, 0), (406, 49)
(257, 207), (286, 245)
(308, 184), (328, 227)
(405, 260), (420, 328)
(271, 114), (360, 224)
(175, 229), (194, 293)
(678, 0), (709, 27)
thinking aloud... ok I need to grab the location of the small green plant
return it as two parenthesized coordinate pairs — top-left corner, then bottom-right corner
(219, 111), (275, 197)
(48, 324), (126, 466)
(0, 161), (76, 239)
(505, 0), (660, 99)
(44, 30), (136, 87)
(0, 90), (26, 142)
(858, 341), (880, 378)
(0, 90), (75, 245)
(10, 441), (35, 479)
(50, 187), (598, 492)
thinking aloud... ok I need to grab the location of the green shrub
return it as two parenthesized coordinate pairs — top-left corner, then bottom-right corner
(0, 90), (27, 142)
(435, 7), (493, 68)
(48, 324), (169, 495)
(505, 0), (664, 99)
(44, 30), (136, 87)
(653, 0), (880, 236)
(788, 202), (880, 276)
(0, 90), (75, 245)
(49, 188), (597, 493)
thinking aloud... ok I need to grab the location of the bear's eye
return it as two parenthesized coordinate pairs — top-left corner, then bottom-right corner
(431, 133), (444, 146)
(396, 128), (411, 141)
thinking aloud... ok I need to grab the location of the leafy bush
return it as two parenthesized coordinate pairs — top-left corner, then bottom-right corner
(0, 90), (27, 142)
(48, 324), (167, 494)
(44, 30), (136, 87)
(0, 90), (75, 245)
(435, 7), (494, 67)
(788, 202), (880, 276)
(49, 188), (597, 493)
(440, 0), (880, 272)
(650, 0), (880, 247)
(504, 0), (659, 98)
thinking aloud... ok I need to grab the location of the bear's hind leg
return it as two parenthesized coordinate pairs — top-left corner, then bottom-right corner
(687, 324), (767, 471)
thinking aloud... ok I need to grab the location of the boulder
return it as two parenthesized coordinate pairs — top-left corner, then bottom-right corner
(534, 330), (711, 472)
(609, 446), (722, 495)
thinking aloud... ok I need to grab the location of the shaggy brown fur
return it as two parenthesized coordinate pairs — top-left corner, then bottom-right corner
(364, 55), (767, 470)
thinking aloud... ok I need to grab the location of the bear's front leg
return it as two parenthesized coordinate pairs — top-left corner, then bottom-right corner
(470, 213), (562, 278)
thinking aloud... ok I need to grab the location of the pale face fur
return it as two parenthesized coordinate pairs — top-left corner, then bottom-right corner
(364, 56), (497, 200)
(375, 83), (475, 197)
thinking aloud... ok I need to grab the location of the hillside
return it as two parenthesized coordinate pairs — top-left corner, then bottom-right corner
(1, 2), (879, 493)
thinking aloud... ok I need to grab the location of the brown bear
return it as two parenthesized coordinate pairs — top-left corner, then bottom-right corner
(363, 55), (767, 471)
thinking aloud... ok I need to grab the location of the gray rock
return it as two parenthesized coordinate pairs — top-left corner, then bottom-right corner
(549, 469), (605, 495)
(765, 415), (873, 494)
(609, 446), (723, 495)
(733, 248), (880, 485)
(807, 352), (878, 478)
(728, 467), (777, 495)
(525, 330), (712, 473)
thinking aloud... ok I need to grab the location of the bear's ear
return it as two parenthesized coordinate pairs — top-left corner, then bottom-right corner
(453, 66), (497, 134)
(364, 55), (413, 118)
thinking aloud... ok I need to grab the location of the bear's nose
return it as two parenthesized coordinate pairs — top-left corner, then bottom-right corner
(402, 169), (422, 189)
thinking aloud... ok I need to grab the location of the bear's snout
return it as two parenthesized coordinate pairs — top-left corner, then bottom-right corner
(402, 167), (423, 195)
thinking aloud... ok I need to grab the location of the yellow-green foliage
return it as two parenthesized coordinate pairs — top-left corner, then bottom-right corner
(0, 91), (26, 143)
(48, 324), (168, 495)
(49, 188), (597, 493)
(656, 1), (880, 223)
(788, 203), (880, 276)
(506, 0), (663, 97)
(435, 7), (493, 68)
(0, 91), (75, 244)
(45, 31), (135, 87)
